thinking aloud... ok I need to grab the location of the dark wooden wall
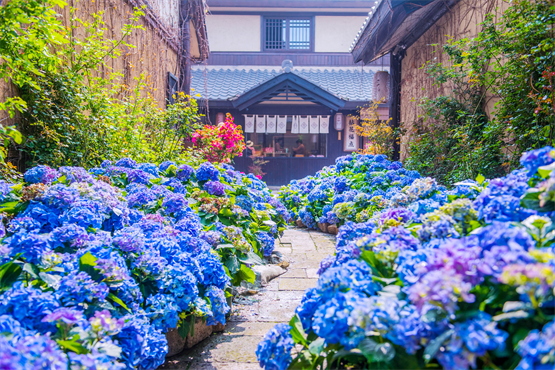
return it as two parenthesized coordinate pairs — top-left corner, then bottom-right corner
(207, 105), (359, 186)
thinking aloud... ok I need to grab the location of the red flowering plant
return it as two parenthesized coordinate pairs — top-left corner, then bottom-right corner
(192, 113), (246, 163)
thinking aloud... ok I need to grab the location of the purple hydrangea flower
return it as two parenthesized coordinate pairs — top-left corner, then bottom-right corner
(203, 181), (226, 196)
(176, 164), (194, 182)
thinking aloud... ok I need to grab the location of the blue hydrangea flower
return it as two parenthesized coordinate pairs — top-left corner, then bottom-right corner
(205, 286), (230, 325)
(257, 231), (275, 256)
(127, 169), (152, 185)
(159, 160), (176, 172)
(137, 163), (160, 176)
(24, 165), (60, 184)
(196, 252), (230, 290)
(176, 164), (194, 182)
(196, 162), (220, 182)
(145, 293), (179, 332)
(256, 323), (294, 370)
(117, 314), (168, 369)
(0, 282), (60, 332)
(115, 158), (137, 169)
(55, 271), (109, 306)
(162, 193), (188, 214)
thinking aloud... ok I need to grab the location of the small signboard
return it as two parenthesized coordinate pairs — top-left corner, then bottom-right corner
(343, 116), (359, 152)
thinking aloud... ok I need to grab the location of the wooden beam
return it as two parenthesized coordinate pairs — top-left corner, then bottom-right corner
(208, 0), (375, 8)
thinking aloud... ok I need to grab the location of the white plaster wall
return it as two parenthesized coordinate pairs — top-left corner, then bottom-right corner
(314, 16), (367, 53)
(205, 15), (261, 52)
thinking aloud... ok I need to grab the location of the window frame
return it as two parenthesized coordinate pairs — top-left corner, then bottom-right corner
(261, 15), (315, 53)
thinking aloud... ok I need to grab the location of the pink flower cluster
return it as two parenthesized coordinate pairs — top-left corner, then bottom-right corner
(192, 113), (246, 163)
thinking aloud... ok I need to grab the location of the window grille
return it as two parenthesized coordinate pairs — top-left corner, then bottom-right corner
(264, 17), (311, 51)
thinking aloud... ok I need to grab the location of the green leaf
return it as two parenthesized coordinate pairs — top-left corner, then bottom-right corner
(358, 338), (396, 362)
(219, 208), (233, 217)
(476, 174), (486, 185)
(0, 261), (22, 291)
(239, 264), (256, 284)
(38, 272), (61, 289)
(493, 310), (531, 321)
(289, 314), (307, 346)
(56, 340), (89, 354)
(216, 244), (235, 249)
(503, 301), (534, 312)
(237, 251), (264, 266)
(107, 293), (130, 312)
(22, 263), (39, 279)
(224, 255), (240, 275)
(178, 317), (191, 339)
(423, 329), (453, 363)
(308, 337), (325, 356)
(78, 252), (102, 281)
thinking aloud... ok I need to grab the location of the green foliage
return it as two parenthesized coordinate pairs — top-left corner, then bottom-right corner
(404, 0), (555, 184)
(0, 0), (202, 168)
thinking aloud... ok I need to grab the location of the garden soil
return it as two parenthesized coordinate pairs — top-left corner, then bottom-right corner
(160, 227), (335, 369)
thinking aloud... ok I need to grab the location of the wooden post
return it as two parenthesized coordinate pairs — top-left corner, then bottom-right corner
(390, 50), (404, 161)
(179, 0), (191, 95)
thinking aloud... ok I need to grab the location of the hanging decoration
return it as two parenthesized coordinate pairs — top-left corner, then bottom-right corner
(266, 115), (277, 133)
(299, 116), (309, 134)
(256, 115), (266, 133)
(319, 115), (330, 133)
(244, 115), (255, 133)
(291, 115), (299, 134)
(277, 115), (288, 133)
(309, 116), (319, 134)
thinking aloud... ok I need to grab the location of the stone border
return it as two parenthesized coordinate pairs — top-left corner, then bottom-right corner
(295, 220), (339, 235)
(166, 318), (228, 357)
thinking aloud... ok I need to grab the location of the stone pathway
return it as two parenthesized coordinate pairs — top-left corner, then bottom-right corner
(161, 228), (335, 370)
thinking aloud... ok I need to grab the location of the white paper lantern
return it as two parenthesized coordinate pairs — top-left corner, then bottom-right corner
(334, 113), (345, 131)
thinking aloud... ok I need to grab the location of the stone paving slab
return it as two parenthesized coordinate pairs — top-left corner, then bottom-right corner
(306, 268), (319, 279)
(222, 322), (282, 336)
(282, 268), (307, 278)
(258, 299), (303, 321)
(162, 227), (335, 370)
(278, 278), (318, 291)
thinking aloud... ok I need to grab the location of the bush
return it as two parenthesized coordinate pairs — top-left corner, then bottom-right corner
(0, 0), (202, 169)
(258, 146), (555, 370)
(0, 158), (290, 368)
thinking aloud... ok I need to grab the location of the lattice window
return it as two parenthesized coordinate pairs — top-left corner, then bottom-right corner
(264, 17), (311, 51)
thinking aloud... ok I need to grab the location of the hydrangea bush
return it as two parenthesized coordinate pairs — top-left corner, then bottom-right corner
(0, 159), (289, 369)
(278, 154), (422, 227)
(259, 147), (555, 370)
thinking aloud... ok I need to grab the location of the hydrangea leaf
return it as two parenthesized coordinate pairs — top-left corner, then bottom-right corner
(239, 264), (256, 284)
(56, 339), (89, 354)
(289, 314), (308, 346)
(237, 251), (264, 266)
(308, 337), (325, 356)
(0, 260), (22, 292)
(107, 293), (130, 312)
(358, 338), (395, 363)
(423, 329), (454, 364)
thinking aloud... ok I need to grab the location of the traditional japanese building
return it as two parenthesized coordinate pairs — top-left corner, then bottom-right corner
(350, 0), (510, 159)
(192, 0), (389, 185)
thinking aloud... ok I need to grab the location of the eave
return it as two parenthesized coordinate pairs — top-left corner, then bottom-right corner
(351, 0), (460, 64)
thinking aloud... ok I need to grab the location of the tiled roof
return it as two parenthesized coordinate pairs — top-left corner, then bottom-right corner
(190, 66), (377, 102)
